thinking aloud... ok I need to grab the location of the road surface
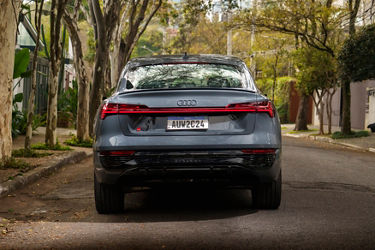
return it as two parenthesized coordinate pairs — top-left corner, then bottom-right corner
(1, 137), (375, 249)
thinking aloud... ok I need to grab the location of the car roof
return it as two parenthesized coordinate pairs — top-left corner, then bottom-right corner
(127, 54), (246, 68)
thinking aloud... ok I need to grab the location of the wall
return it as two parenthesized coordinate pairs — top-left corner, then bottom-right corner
(312, 80), (375, 130)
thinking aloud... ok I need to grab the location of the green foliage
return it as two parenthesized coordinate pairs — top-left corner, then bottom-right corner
(332, 130), (369, 139)
(31, 142), (72, 151)
(12, 149), (52, 158)
(58, 80), (78, 124)
(338, 24), (375, 82)
(64, 135), (93, 148)
(13, 48), (30, 79)
(0, 157), (31, 170)
(132, 26), (163, 58)
(293, 47), (336, 95)
(12, 92), (46, 138)
(257, 76), (292, 123)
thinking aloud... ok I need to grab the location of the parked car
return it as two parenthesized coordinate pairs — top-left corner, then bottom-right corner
(93, 54), (282, 213)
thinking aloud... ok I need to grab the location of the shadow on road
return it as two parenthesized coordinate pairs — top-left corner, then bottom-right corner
(97, 188), (257, 223)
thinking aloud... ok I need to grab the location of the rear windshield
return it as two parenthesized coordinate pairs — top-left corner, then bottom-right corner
(119, 63), (255, 91)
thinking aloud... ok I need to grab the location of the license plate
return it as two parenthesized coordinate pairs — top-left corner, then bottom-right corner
(167, 116), (208, 130)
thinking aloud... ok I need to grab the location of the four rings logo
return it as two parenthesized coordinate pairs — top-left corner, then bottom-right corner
(177, 99), (197, 106)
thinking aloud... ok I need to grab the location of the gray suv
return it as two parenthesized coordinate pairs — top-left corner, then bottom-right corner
(93, 54), (282, 213)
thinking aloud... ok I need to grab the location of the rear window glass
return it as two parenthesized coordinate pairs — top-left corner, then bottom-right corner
(119, 63), (254, 91)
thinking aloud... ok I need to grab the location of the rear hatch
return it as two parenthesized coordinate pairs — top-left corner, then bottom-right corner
(102, 89), (272, 136)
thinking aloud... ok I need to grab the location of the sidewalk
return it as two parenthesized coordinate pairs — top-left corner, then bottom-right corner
(0, 127), (92, 198)
(282, 124), (375, 153)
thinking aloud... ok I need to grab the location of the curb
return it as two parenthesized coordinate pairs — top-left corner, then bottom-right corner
(283, 133), (375, 153)
(0, 150), (93, 198)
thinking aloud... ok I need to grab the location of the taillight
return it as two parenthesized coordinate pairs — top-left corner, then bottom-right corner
(241, 149), (276, 154)
(101, 100), (274, 119)
(101, 103), (148, 119)
(226, 101), (274, 117)
(99, 150), (135, 156)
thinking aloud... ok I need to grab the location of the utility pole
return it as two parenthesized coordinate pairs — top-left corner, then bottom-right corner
(227, 10), (232, 55)
(249, 0), (258, 73)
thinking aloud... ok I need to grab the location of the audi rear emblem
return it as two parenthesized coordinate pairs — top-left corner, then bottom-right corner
(177, 99), (197, 106)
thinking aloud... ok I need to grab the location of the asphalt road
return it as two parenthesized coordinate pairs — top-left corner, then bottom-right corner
(1, 137), (375, 249)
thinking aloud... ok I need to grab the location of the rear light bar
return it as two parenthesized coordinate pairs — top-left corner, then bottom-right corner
(241, 149), (276, 154)
(101, 101), (274, 119)
(100, 150), (135, 156)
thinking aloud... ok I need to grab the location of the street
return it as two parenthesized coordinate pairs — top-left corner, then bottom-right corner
(1, 137), (375, 249)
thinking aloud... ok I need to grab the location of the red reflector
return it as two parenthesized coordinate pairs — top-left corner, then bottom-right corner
(241, 149), (276, 154)
(100, 150), (135, 156)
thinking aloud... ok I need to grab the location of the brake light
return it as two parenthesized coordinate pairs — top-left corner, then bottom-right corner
(100, 150), (135, 156)
(241, 149), (276, 154)
(101, 103), (148, 119)
(101, 100), (274, 119)
(226, 101), (274, 117)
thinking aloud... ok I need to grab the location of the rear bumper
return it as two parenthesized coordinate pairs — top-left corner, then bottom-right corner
(94, 149), (281, 189)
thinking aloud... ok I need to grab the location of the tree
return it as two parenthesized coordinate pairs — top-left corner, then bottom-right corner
(88, 0), (164, 135)
(234, 0), (341, 130)
(63, 1), (90, 141)
(110, 0), (162, 88)
(338, 24), (375, 130)
(0, 0), (22, 161)
(88, 0), (122, 135)
(25, 0), (45, 151)
(340, 0), (362, 135)
(45, 0), (69, 147)
(294, 47), (337, 135)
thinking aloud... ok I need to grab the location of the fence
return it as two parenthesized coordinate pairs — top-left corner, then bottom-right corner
(22, 57), (49, 114)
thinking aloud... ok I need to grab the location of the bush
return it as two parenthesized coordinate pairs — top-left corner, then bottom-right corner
(12, 93), (46, 138)
(64, 135), (93, 148)
(331, 130), (369, 139)
(0, 157), (31, 170)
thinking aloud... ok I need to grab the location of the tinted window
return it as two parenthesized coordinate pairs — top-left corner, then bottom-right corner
(119, 63), (254, 91)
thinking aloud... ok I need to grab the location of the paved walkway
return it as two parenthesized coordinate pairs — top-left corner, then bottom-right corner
(282, 124), (375, 153)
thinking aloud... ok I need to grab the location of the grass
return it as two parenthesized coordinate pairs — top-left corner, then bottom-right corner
(0, 157), (31, 170)
(281, 126), (288, 130)
(64, 135), (93, 148)
(12, 148), (52, 158)
(31, 142), (72, 151)
(331, 130), (370, 139)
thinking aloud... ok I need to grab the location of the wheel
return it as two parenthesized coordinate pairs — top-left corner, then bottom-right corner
(251, 171), (282, 209)
(94, 174), (124, 214)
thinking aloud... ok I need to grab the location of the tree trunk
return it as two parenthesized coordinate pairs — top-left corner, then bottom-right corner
(63, 9), (90, 141)
(89, 45), (108, 135)
(76, 52), (90, 141)
(45, 0), (69, 147)
(340, 0), (361, 135)
(341, 78), (351, 134)
(326, 87), (336, 134)
(25, 0), (44, 151)
(45, 73), (59, 146)
(294, 93), (309, 131)
(0, 0), (21, 161)
(319, 101), (325, 135)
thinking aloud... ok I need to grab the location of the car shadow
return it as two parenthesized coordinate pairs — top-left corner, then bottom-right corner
(98, 188), (257, 223)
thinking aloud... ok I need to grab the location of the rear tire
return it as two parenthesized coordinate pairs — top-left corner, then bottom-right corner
(252, 171), (281, 209)
(94, 174), (124, 214)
